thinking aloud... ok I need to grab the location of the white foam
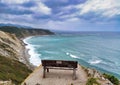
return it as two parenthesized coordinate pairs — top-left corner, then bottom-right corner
(66, 52), (70, 55)
(23, 38), (41, 66)
(23, 36), (33, 44)
(66, 52), (79, 59)
(89, 60), (102, 65)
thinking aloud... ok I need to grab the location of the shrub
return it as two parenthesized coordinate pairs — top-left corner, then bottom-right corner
(86, 77), (100, 85)
(0, 55), (32, 84)
(103, 73), (119, 85)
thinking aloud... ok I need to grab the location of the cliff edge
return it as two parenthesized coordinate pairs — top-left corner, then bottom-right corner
(0, 26), (54, 85)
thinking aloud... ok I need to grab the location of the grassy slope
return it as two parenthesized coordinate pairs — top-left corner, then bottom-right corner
(0, 55), (32, 84)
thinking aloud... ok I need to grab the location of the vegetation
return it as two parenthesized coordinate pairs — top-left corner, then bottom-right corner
(0, 41), (15, 50)
(86, 78), (100, 85)
(0, 55), (32, 84)
(0, 26), (54, 38)
(1, 37), (16, 45)
(0, 41), (17, 59)
(103, 73), (119, 85)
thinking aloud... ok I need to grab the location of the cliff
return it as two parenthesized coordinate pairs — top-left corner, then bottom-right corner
(0, 31), (32, 84)
(0, 26), (54, 66)
(0, 26), (54, 84)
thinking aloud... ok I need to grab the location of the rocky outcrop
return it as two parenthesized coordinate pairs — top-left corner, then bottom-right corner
(0, 31), (30, 66)
(83, 67), (114, 85)
(0, 31), (21, 59)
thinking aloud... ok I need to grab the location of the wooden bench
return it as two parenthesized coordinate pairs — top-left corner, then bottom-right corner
(41, 60), (78, 80)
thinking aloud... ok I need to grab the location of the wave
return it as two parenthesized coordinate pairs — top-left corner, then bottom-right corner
(23, 36), (33, 44)
(23, 38), (41, 66)
(66, 52), (79, 59)
(89, 60), (102, 65)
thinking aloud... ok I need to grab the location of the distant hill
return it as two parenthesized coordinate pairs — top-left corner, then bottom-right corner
(0, 26), (54, 38)
(0, 23), (32, 28)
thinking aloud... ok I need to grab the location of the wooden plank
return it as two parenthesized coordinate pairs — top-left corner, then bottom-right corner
(46, 67), (75, 70)
(42, 60), (78, 68)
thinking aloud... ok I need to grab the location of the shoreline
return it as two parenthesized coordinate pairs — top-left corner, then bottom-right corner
(21, 36), (42, 69)
(21, 37), (37, 70)
(20, 34), (54, 70)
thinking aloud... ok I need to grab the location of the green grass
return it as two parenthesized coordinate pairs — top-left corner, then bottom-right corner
(103, 73), (119, 85)
(0, 55), (32, 84)
(86, 78), (100, 85)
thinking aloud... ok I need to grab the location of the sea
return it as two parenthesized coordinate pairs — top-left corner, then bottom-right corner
(23, 32), (120, 79)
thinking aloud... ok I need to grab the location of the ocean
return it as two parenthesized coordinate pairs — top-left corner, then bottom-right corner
(23, 32), (120, 79)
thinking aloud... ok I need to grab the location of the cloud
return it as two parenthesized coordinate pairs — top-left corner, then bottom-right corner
(30, 2), (51, 15)
(0, 13), (33, 23)
(0, 5), (33, 15)
(76, 0), (120, 17)
(0, 0), (120, 31)
(0, 0), (52, 15)
(22, 1), (36, 7)
(0, 0), (30, 4)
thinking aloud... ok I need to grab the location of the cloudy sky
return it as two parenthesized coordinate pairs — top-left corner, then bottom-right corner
(0, 0), (120, 31)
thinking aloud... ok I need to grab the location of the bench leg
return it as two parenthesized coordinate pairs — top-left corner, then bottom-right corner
(43, 66), (46, 78)
(47, 68), (49, 72)
(73, 69), (76, 80)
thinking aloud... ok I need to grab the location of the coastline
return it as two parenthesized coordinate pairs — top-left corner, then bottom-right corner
(21, 37), (37, 70)
(22, 36), (42, 69)
(20, 34), (54, 70)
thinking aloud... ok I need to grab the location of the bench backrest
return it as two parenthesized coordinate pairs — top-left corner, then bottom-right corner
(42, 60), (77, 68)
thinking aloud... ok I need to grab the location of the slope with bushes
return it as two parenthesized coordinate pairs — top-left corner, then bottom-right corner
(0, 55), (32, 84)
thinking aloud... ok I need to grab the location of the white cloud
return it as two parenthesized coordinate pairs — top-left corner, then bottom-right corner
(46, 19), (89, 31)
(41, 0), (68, 3)
(65, 18), (79, 22)
(30, 2), (51, 15)
(60, 14), (76, 19)
(76, 0), (120, 17)
(0, 13), (34, 24)
(0, 0), (30, 4)
(1, 0), (52, 15)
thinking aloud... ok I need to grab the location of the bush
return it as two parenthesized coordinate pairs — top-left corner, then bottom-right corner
(86, 77), (100, 85)
(0, 55), (32, 84)
(103, 73), (119, 85)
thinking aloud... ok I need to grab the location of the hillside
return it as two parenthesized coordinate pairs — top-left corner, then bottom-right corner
(0, 55), (32, 85)
(0, 30), (33, 84)
(0, 26), (54, 38)
(0, 26), (54, 84)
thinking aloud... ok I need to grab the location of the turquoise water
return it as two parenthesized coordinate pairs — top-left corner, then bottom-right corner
(24, 32), (120, 78)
